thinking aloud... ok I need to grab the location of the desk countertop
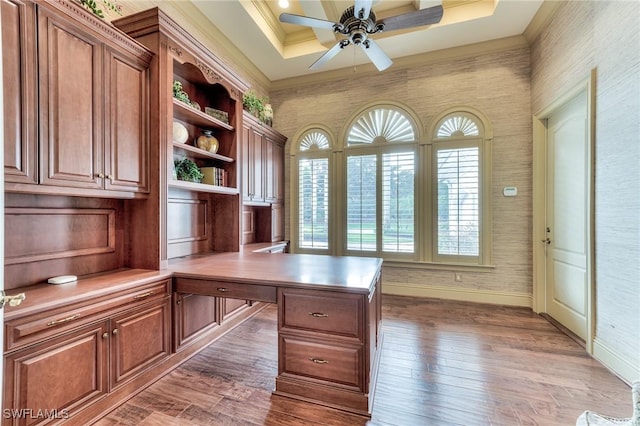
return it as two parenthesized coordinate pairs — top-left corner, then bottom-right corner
(168, 252), (383, 294)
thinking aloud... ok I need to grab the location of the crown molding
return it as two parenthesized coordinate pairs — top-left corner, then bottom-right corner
(270, 35), (530, 92)
(523, 0), (563, 44)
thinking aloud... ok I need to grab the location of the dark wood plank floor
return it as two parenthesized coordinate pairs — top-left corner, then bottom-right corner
(95, 296), (632, 426)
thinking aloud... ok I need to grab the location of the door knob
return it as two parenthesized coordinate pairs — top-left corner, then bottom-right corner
(0, 291), (26, 309)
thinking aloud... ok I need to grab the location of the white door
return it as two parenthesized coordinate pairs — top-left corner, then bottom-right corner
(545, 89), (590, 340)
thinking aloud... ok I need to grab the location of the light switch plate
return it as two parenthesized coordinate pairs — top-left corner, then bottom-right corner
(503, 187), (517, 197)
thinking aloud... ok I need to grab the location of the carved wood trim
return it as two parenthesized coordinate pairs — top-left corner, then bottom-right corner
(5, 207), (116, 265)
(44, 0), (152, 62)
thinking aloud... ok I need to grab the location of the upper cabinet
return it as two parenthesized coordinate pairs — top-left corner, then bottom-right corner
(2, 0), (37, 184)
(2, 0), (152, 198)
(113, 8), (249, 260)
(242, 111), (286, 205)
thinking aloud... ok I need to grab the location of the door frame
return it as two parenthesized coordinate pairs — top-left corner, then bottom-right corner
(532, 69), (596, 353)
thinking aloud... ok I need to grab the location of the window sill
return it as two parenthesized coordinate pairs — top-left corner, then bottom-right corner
(382, 260), (495, 273)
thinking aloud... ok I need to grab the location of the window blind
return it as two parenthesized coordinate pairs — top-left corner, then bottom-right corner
(347, 155), (377, 251)
(298, 158), (329, 249)
(382, 152), (415, 253)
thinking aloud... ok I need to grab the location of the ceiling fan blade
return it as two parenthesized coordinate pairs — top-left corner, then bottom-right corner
(279, 13), (337, 30)
(379, 5), (444, 32)
(309, 40), (349, 70)
(361, 39), (392, 71)
(354, 0), (373, 20)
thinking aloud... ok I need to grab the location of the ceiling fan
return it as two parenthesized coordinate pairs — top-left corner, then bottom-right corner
(279, 0), (444, 72)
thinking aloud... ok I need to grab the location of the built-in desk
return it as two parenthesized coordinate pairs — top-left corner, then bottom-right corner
(168, 252), (383, 417)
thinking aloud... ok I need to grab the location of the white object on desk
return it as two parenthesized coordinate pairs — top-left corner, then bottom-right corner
(48, 275), (78, 285)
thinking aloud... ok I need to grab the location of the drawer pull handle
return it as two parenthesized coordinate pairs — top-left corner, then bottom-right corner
(133, 292), (153, 300)
(47, 314), (80, 327)
(308, 312), (328, 318)
(310, 358), (329, 364)
(216, 287), (229, 292)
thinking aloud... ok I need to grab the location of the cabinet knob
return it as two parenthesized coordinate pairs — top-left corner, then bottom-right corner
(112, 329), (118, 335)
(97, 173), (105, 179)
(107, 174), (114, 181)
(102, 332), (109, 339)
(176, 299), (182, 305)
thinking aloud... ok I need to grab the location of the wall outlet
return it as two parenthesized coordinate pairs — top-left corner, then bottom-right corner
(454, 273), (462, 282)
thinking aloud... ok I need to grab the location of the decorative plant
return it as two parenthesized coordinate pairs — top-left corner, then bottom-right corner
(77, 0), (122, 19)
(173, 80), (201, 110)
(78, 0), (104, 18)
(242, 90), (269, 122)
(174, 158), (203, 183)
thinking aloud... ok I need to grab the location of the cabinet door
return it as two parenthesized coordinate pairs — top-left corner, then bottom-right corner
(221, 298), (250, 322)
(38, 7), (103, 189)
(2, 0), (37, 185)
(109, 297), (171, 389)
(3, 322), (109, 425)
(241, 124), (253, 202)
(242, 124), (265, 203)
(273, 142), (284, 202)
(104, 48), (149, 193)
(272, 203), (284, 242)
(173, 293), (218, 351)
(264, 137), (275, 202)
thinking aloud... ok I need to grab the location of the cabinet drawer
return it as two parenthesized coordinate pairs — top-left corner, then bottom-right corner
(5, 280), (170, 352)
(278, 289), (364, 339)
(174, 277), (276, 303)
(280, 336), (363, 390)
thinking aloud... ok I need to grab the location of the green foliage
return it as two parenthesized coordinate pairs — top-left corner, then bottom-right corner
(172, 81), (191, 104)
(174, 158), (203, 183)
(78, 0), (105, 18)
(242, 90), (269, 121)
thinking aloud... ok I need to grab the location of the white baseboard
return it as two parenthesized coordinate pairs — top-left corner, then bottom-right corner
(592, 337), (640, 385)
(382, 282), (532, 307)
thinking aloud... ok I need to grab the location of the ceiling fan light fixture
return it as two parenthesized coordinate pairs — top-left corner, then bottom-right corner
(278, 0), (290, 9)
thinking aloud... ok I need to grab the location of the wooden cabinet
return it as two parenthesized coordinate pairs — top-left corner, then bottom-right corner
(4, 322), (109, 425)
(2, 0), (151, 197)
(173, 293), (217, 351)
(2, 0), (38, 185)
(276, 285), (380, 416)
(109, 297), (171, 389)
(242, 120), (265, 203)
(242, 112), (287, 205)
(3, 276), (172, 425)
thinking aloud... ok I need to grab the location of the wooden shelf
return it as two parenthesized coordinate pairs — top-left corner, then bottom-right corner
(173, 99), (233, 131)
(169, 179), (239, 195)
(173, 142), (234, 162)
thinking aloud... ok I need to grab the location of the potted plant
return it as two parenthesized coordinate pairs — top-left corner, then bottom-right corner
(242, 89), (269, 122)
(174, 158), (203, 183)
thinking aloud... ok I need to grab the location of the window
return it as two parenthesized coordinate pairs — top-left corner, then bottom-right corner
(432, 111), (488, 264)
(345, 106), (417, 258)
(290, 106), (492, 266)
(295, 129), (331, 252)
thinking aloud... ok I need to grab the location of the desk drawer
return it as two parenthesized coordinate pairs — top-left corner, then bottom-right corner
(174, 277), (277, 303)
(280, 335), (363, 390)
(5, 280), (170, 352)
(278, 288), (364, 339)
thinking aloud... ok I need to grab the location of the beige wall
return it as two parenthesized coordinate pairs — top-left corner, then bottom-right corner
(531, 1), (639, 380)
(270, 40), (534, 307)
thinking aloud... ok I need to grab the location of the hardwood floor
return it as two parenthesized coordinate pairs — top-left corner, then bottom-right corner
(95, 296), (632, 426)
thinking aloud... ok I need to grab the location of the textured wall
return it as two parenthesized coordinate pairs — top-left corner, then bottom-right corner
(270, 42), (533, 300)
(531, 1), (640, 373)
